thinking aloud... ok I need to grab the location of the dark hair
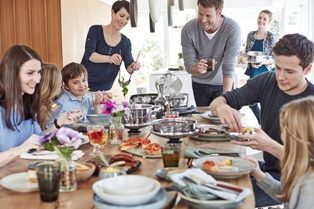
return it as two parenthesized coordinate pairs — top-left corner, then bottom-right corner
(112, 0), (129, 14)
(197, 0), (224, 11)
(260, 9), (273, 22)
(61, 62), (87, 85)
(0, 45), (42, 130)
(273, 33), (314, 69)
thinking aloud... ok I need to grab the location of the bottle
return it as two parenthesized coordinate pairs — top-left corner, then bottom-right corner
(178, 52), (184, 70)
(154, 77), (169, 118)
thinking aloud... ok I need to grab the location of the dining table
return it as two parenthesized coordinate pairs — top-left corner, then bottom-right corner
(0, 114), (255, 209)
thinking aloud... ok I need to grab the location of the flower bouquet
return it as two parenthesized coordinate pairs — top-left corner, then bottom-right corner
(39, 127), (82, 192)
(102, 100), (129, 144)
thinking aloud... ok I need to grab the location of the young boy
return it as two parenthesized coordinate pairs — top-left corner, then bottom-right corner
(50, 62), (110, 126)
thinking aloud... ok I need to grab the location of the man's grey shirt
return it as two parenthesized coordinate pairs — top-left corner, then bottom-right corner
(181, 16), (241, 85)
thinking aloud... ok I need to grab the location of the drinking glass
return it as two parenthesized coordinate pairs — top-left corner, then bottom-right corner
(36, 161), (61, 202)
(87, 125), (108, 155)
(161, 142), (181, 168)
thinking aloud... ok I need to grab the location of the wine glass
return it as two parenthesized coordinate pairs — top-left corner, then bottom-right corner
(87, 125), (108, 155)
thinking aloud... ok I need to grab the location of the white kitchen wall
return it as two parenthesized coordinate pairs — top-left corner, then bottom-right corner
(61, 0), (111, 65)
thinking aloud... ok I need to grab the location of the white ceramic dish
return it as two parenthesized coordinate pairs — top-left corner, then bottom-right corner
(93, 188), (167, 209)
(100, 175), (155, 195)
(179, 192), (243, 209)
(0, 172), (38, 192)
(93, 175), (161, 206)
(193, 156), (255, 179)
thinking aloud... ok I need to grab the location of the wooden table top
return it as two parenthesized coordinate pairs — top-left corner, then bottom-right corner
(0, 115), (255, 209)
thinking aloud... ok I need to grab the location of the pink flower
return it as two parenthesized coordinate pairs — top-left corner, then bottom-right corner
(102, 100), (116, 115)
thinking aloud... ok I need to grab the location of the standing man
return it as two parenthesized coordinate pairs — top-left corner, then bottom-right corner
(181, 0), (241, 106)
(210, 33), (314, 207)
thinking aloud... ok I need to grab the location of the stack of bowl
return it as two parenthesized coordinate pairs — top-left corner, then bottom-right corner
(92, 175), (167, 208)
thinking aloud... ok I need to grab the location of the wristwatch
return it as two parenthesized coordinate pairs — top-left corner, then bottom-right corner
(54, 119), (62, 129)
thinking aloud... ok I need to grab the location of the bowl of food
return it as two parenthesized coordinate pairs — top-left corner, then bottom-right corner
(92, 175), (161, 205)
(246, 51), (266, 64)
(76, 162), (95, 182)
(86, 114), (112, 124)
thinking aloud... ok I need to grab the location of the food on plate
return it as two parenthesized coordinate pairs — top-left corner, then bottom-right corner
(27, 161), (41, 183)
(202, 159), (236, 172)
(143, 143), (162, 155)
(120, 137), (147, 150)
(119, 137), (161, 155)
(240, 126), (255, 134)
(198, 127), (226, 135)
(109, 153), (138, 168)
(76, 163), (90, 171)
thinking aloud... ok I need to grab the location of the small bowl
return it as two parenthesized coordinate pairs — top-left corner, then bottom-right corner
(86, 114), (112, 124)
(76, 163), (95, 182)
(92, 175), (161, 206)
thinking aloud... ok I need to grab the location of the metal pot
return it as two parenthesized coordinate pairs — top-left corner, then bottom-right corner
(123, 104), (160, 126)
(246, 51), (266, 64)
(168, 93), (189, 108)
(152, 118), (197, 133)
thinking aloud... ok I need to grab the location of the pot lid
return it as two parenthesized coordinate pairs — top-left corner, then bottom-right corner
(162, 73), (182, 95)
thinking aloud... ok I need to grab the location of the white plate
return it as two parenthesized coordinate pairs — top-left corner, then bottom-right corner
(200, 111), (221, 124)
(93, 188), (167, 209)
(193, 156), (255, 179)
(0, 172), (38, 192)
(179, 192), (243, 209)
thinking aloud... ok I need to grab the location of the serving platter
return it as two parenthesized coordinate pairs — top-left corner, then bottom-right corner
(121, 148), (162, 158)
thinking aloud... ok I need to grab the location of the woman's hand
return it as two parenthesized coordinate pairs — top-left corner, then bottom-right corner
(110, 53), (122, 65)
(127, 61), (140, 73)
(245, 156), (266, 182)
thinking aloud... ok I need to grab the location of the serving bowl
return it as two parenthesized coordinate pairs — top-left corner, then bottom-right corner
(76, 162), (95, 182)
(92, 175), (161, 206)
(246, 51), (266, 64)
(86, 114), (112, 124)
(100, 175), (155, 195)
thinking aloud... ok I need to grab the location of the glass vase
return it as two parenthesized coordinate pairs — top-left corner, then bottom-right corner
(59, 159), (77, 192)
(109, 116), (124, 144)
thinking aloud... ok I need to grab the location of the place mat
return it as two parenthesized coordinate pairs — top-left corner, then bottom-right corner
(20, 150), (84, 161)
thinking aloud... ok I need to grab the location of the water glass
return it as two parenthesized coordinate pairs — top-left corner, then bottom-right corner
(36, 161), (61, 202)
(161, 142), (181, 168)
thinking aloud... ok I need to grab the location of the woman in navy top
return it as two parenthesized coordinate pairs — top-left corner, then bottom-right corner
(81, 0), (140, 91)
(0, 45), (42, 167)
(245, 9), (277, 124)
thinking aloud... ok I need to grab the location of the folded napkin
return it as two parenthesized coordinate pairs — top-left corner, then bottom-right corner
(20, 150), (85, 161)
(184, 146), (239, 159)
(170, 168), (250, 202)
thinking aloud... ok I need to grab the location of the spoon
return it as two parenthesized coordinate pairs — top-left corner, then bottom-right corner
(124, 52), (141, 85)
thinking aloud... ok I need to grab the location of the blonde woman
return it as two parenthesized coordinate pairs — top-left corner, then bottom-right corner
(39, 64), (82, 130)
(250, 96), (314, 209)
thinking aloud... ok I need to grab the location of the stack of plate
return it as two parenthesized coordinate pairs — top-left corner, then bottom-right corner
(92, 175), (167, 209)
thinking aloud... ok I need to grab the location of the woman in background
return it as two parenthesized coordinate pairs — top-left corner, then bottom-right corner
(245, 9), (277, 124)
(81, 0), (140, 91)
(249, 96), (314, 209)
(0, 45), (42, 167)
